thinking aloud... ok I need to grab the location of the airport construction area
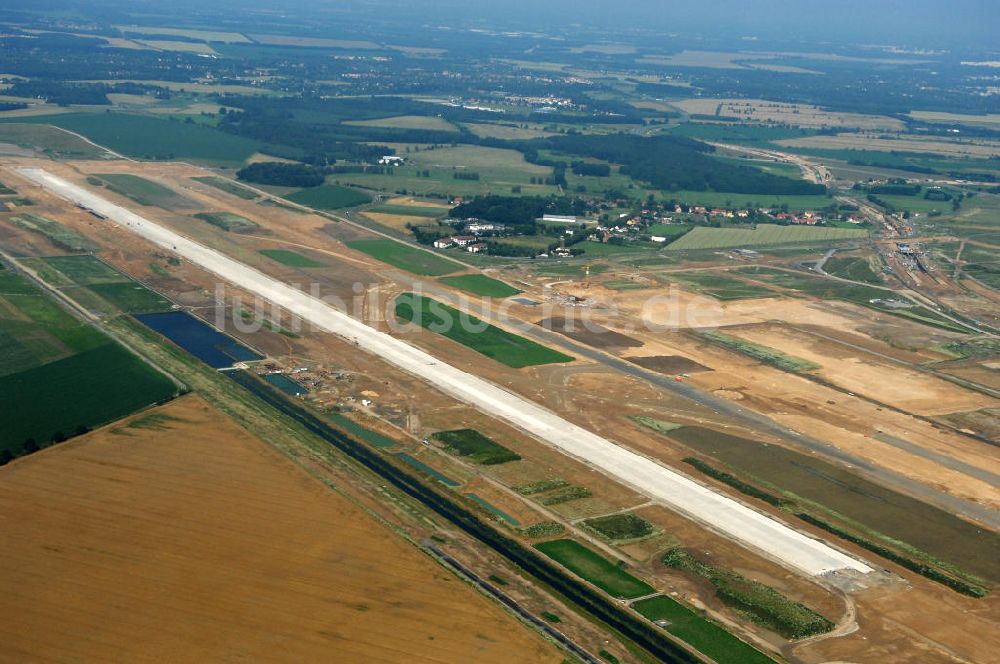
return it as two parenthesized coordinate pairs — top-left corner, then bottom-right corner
(2, 157), (998, 664)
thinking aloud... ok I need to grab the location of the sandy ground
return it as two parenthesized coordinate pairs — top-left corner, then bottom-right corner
(722, 323), (997, 416)
(0, 396), (560, 663)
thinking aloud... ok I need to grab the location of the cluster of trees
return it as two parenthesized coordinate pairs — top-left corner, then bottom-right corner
(449, 195), (589, 229)
(855, 180), (922, 196)
(452, 171), (480, 180)
(570, 160), (610, 177)
(527, 133), (826, 195)
(236, 162), (327, 187)
(6, 80), (111, 106)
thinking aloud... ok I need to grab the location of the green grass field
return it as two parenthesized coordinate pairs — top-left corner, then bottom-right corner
(84, 282), (173, 314)
(94, 173), (193, 208)
(24, 256), (172, 315)
(346, 239), (462, 275)
(36, 255), (123, 285)
(395, 293), (573, 368)
(332, 145), (559, 197)
(369, 204), (449, 218)
(284, 183), (372, 209)
(194, 212), (260, 233)
(0, 267), (178, 455)
(667, 272), (775, 300)
(822, 256), (883, 284)
(648, 223), (693, 238)
(191, 176), (260, 200)
(432, 428), (521, 465)
(667, 224), (867, 251)
(438, 274), (522, 297)
(3, 113), (260, 165)
(258, 249), (325, 267)
(632, 596), (775, 664)
(535, 539), (654, 599)
(874, 194), (955, 215)
(0, 343), (179, 454)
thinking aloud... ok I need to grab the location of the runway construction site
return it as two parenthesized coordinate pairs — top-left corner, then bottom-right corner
(2, 157), (998, 664)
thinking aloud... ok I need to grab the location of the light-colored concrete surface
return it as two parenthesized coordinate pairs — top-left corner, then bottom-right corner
(22, 167), (873, 577)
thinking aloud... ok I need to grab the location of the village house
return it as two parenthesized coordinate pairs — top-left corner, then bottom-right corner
(466, 242), (487, 253)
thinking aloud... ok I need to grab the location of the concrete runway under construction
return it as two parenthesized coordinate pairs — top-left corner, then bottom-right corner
(20, 167), (874, 578)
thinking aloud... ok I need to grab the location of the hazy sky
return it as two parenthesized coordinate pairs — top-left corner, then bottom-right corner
(363, 0), (1000, 49)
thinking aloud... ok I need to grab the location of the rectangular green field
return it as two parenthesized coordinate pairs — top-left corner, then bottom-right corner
(192, 176), (260, 200)
(38, 255), (123, 285)
(284, 183), (372, 209)
(84, 282), (173, 314)
(534, 539), (654, 599)
(347, 239), (462, 276)
(667, 224), (867, 251)
(258, 249), (325, 267)
(632, 596), (775, 664)
(438, 274), (522, 297)
(432, 428), (521, 465)
(94, 174), (193, 208)
(0, 268), (106, 377)
(395, 293), (573, 368)
(0, 268), (178, 454)
(0, 343), (179, 454)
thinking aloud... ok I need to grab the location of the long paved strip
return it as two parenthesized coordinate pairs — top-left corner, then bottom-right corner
(21, 168), (872, 577)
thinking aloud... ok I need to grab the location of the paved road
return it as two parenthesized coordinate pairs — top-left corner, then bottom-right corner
(24, 166), (874, 578)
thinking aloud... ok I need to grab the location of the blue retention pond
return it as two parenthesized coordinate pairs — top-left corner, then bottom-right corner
(396, 453), (460, 487)
(134, 311), (263, 368)
(263, 373), (309, 396)
(330, 413), (396, 448)
(464, 493), (520, 525)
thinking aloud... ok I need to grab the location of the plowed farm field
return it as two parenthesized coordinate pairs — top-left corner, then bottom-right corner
(0, 396), (559, 663)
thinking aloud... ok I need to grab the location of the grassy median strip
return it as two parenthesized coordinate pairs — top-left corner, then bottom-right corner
(395, 293), (573, 368)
